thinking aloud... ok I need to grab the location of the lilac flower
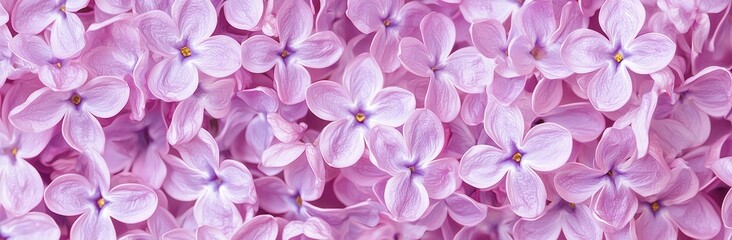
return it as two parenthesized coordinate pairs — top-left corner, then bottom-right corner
(0, 212), (61, 239)
(397, 12), (494, 122)
(346, 0), (429, 72)
(168, 77), (235, 145)
(11, 0), (87, 58)
(306, 53), (416, 168)
(9, 76), (130, 153)
(554, 127), (672, 229)
(9, 34), (88, 92)
(561, 0), (676, 111)
(514, 200), (602, 240)
(223, 0), (264, 30)
(44, 173), (158, 240)
(459, 100), (573, 218)
(135, 0), (241, 102)
(241, 0), (344, 104)
(368, 109), (461, 221)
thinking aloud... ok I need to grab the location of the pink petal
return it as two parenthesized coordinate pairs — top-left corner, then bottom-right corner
(513, 209), (562, 240)
(96, 0), (132, 14)
(277, 0), (313, 44)
(200, 77), (235, 118)
(50, 13), (86, 58)
(506, 166), (547, 218)
(261, 142), (306, 168)
(8, 34), (53, 66)
(712, 157), (732, 185)
(10, 0), (56, 34)
(593, 184), (638, 229)
(171, 0), (216, 45)
(305, 81), (352, 121)
(275, 62), (310, 104)
(343, 53), (384, 105)
(224, 0), (264, 30)
(0, 213), (61, 239)
(404, 109), (443, 163)
(38, 64), (89, 92)
(483, 100), (524, 149)
(624, 33), (676, 74)
(722, 191), (732, 228)
(635, 208), (677, 240)
(420, 12), (454, 62)
(535, 45), (573, 79)
(367, 87), (416, 127)
(598, 0), (645, 46)
(345, 0), (388, 34)
(444, 193), (487, 226)
(425, 77), (460, 122)
(175, 129), (219, 172)
(532, 78), (563, 115)
(196, 225), (226, 240)
(194, 191), (242, 235)
(595, 127), (636, 170)
(8, 88), (67, 133)
(43, 174), (94, 216)
(319, 119), (365, 168)
(0, 159), (44, 215)
(560, 29), (612, 74)
(669, 195), (722, 239)
(516, 0), (556, 42)
(520, 123), (572, 172)
(70, 212), (116, 240)
(397, 37), (434, 77)
(167, 98), (204, 145)
(218, 159), (257, 204)
(61, 110), (105, 153)
(190, 35), (241, 77)
(542, 103), (606, 142)
(588, 65), (632, 111)
(131, 150), (167, 189)
(240, 35), (282, 73)
(105, 183), (158, 223)
(659, 161), (699, 204)
(370, 27), (401, 72)
(507, 35), (537, 76)
(553, 163), (606, 203)
(284, 154), (325, 201)
(489, 75), (526, 106)
(460, 93), (487, 125)
(239, 87), (279, 113)
(563, 203), (603, 240)
(134, 11), (180, 55)
(16, 130), (54, 159)
(441, 47), (494, 94)
(294, 31), (344, 69)
(78, 76), (130, 118)
(367, 125), (410, 175)
(266, 113), (305, 142)
(471, 19), (507, 58)
(254, 177), (295, 214)
(459, 145), (511, 189)
(422, 158), (461, 199)
(147, 57), (198, 102)
(162, 155), (208, 201)
(384, 174), (429, 222)
(616, 152), (671, 197)
(231, 215), (278, 240)
(302, 217), (333, 239)
(678, 66), (732, 117)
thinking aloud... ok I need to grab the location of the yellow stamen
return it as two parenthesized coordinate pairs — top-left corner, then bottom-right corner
(296, 195), (303, 207)
(55, 62), (62, 68)
(383, 19), (391, 27)
(60, 6), (66, 12)
(96, 198), (106, 208)
(10, 147), (17, 156)
(180, 46), (192, 57)
(512, 153), (522, 162)
(280, 50), (289, 58)
(70, 95), (82, 105)
(531, 47), (544, 60)
(651, 202), (660, 212)
(355, 113), (366, 123)
(613, 52), (624, 63)
(568, 203), (576, 209)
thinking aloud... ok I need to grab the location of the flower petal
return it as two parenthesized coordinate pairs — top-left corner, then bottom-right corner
(560, 29), (612, 74)
(635, 208), (677, 240)
(61, 110), (105, 153)
(218, 159), (257, 204)
(261, 142), (306, 168)
(624, 33), (676, 74)
(240, 35), (282, 73)
(483, 99), (524, 149)
(369, 25), (401, 72)
(593, 184), (638, 229)
(105, 183), (158, 223)
(44, 174), (94, 216)
(167, 98), (204, 145)
(542, 103), (606, 142)
(616, 152), (671, 197)
(175, 129), (219, 173)
(367, 125), (410, 175)
(397, 37), (434, 77)
(471, 19), (507, 58)
(147, 57), (198, 102)
(345, 0), (388, 34)
(172, 0), (216, 45)
(513, 209), (562, 240)
(9, 88), (68, 133)
(319, 119), (365, 168)
(0, 212), (61, 240)
(277, 0), (312, 44)
(275, 62), (310, 105)
(8, 34), (53, 65)
(0, 159), (44, 215)
(254, 177), (294, 214)
(669, 195), (722, 239)
(506, 166), (546, 218)
(599, 0), (645, 46)
(79, 76), (130, 118)
(444, 193), (487, 226)
(10, 0), (56, 33)
(38, 64), (89, 92)
(425, 77), (460, 122)
(404, 109), (443, 162)
(190, 35), (241, 77)
(595, 127), (636, 171)
(223, 0), (264, 30)
(343, 53), (384, 105)
(588, 65), (632, 112)
(563, 203), (603, 240)
(712, 157), (732, 186)
(459, 145), (511, 189)
(553, 163), (606, 203)
(294, 31), (344, 69)
(441, 47), (494, 94)
(679, 66), (732, 117)
(50, 13), (86, 58)
(532, 78), (563, 115)
(305, 81), (352, 121)
(194, 191), (243, 235)
(420, 12), (454, 62)
(422, 158), (461, 199)
(162, 155), (208, 201)
(135, 10), (180, 55)
(384, 174), (429, 222)
(367, 87), (416, 128)
(70, 212), (116, 240)
(231, 215), (278, 240)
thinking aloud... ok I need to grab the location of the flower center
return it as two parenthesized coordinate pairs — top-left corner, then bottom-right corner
(531, 47), (544, 60)
(568, 203), (576, 209)
(96, 197), (106, 208)
(383, 19), (391, 27)
(60, 5), (66, 12)
(651, 202), (660, 212)
(296, 195), (303, 207)
(55, 62), (62, 68)
(355, 113), (366, 123)
(606, 170), (614, 177)
(409, 165), (415, 173)
(512, 152), (522, 162)
(613, 52), (624, 63)
(280, 50), (289, 58)
(70, 94), (82, 105)
(180, 46), (192, 57)
(10, 147), (17, 156)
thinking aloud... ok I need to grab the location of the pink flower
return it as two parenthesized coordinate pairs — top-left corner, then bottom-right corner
(514, 200), (602, 240)
(223, 0), (264, 30)
(459, 100), (573, 218)
(0, 212), (60, 239)
(167, 77), (235, 145)
(11, 0), (88, 58)
(306, 53), (416, 168)
(398, 12), (494, 122)
(241, 0), (344, 104)
(561, 0), (676, 111)
(9, 34), (88, 92)
(135, 0), (241, 102)
(9, 76), (130, 153)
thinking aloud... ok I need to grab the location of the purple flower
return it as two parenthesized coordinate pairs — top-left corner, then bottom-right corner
(9, 34), (88, 92)
(11, 0), (88, 58)
(0, 212), (60, 239)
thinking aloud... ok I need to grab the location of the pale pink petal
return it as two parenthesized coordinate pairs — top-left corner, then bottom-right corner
(535, 44), (573, 79)
(517, 0), (556, 42)
(441, 47), (494, 94)
(240, 35), (282, 73)
(147, 57), (198, 102)
(38, 64), (89, 92)
(553, 163), (606, 203)
(345, 0), (388, 34)
(8, 34), (53, 66)
(16, 130), (54, 159)
(96, 0), (132, 14)
(196, 225), (226, 240)
(190, 35), (241, 77)
(78, 76), (130, 118)
(162, 155), (208, 201)
(200, 78), (235, 118)
(507, 35), (537, 76)
(471, 19), (507, 58)
(131, 150), (167, 189)
(194, 191), (242, 235)
(532, 78), (563, 115)
(616, 153), (671, 196)
(599, 0), (645, 46)
(105, 183), (158, 223)
(397, 37), (434, 77)
(635, 209), (677, 240)
(61, 110), (105, 153)
(277, 0), (313, 44)
(0, 159), (44, 215)
(483, 100), (524, 149)
(370, 28), (401, 72)
(175, 129), (219, 173)
(224, 0), (264, 30)
(425, 77), (460, 122)
(172, 0), (216, 45)
(275, 62), (310, 104)
(319, 119), (365, 168)
(302, 217), (332, 239)
(218, 159), (257, 204)
(506, 166), (546, 218)
(669, 195), (722, 239)
(489, 75), (526, 106)
(421, 12), (455, 62)
(520, 123), (572, 172)
(513, 209), (562, 240)
(444, 193), (487, 226)
(44, 174), (94, 216)
(712, 157), (732, 185)
(367, 87), (416, 127)
(8, 88), (68, 133)
(563, 203), (603, 240)
(294, 31), (344, 69)
(284, 154), (325, 201)
(231, 215), (278, 240)
(0, 213), (61, 240)
(239, 87), (279, 113)
(367, 125), (410, 175)
(70, 212), (116, 240)
(343, 53), (384, 105)
(384, 174), (429, 222)
(422, 158), (461, 199)
(162, 229), (195, 240)
(560, 29), (612, 73)
(266, 113), (305, 142)
(10, 0), (56, 34)
(167, 98), (204, 145)
(404, 109), (443, 162)
(595, 127), (636, 170)
(459, 145), (511, 189)
(593, 184), (638, 229)
(679, 66), (732, 117)
(261, 143), (306, 168)
(254, 177), (294, 214)
(66, 0), (91, 11)
(722, 191), (732, 228)
(305, 81), (352, 121)
(624, 33), (676, 74)
(588, 65), (632, 111)
(460, 93), (487, 125)
(135, 11), (180, 55)
(50, 13), (86, 58)
(542, 103), (605, 142)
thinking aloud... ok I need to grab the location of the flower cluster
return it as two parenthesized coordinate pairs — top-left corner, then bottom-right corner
(0, 0), (731, 239)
